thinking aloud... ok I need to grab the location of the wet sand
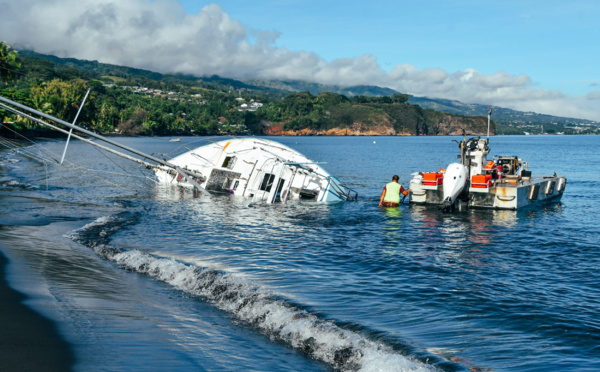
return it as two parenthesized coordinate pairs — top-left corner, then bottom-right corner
(0, 250), (74, 371)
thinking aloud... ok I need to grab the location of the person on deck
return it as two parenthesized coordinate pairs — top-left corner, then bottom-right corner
(379, 175), (411, 207)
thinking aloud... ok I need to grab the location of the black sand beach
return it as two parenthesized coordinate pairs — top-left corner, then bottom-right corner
(0, 250), (74, 371)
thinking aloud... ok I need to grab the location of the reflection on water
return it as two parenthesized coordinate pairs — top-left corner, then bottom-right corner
(490, 209), (519, 227)
(404, 206), (499, 270)
(382, 206), (403, 219)
(380, 206), (404, 256)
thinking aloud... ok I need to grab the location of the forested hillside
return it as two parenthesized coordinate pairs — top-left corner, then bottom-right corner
(0, 44), (492, 137)
(259, 92), (490, 136)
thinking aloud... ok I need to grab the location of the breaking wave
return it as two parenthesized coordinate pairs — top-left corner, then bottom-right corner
(0, 178), (39, 189)
(68, 214), (437, 372)
(0, 157), (19, 165)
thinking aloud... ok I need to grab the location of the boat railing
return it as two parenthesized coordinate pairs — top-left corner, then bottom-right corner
(284, 162), (358, 201)
(326, 176), (358, 201)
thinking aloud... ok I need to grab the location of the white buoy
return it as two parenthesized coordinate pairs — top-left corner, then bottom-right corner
(373, 141), (376, 144)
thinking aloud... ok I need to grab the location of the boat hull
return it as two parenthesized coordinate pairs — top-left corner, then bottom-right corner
(410, 175), (566, 210)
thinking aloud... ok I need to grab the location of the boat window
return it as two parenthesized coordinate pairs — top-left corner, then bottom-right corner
(222, 156), (236, 169)
(275, 178), (285, 196)
(232, 180), (239, 191)
(299, 189), (318, 199)
(259, 173), (275, 192)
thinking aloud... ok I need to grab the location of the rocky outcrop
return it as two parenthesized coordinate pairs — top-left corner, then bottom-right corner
(262, 113), (493, 136)
(273, 123), (399, 136)
(427, 113), (492, 136)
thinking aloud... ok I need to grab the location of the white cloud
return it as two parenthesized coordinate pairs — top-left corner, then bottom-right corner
(1, 0), (598, 121)
(586, 91), (600, 100)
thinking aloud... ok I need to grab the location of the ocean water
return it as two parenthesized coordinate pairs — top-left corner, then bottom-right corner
(0, 135), (598, 372)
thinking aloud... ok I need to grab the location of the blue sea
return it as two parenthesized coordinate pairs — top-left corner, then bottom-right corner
(0, 135), (598, 371)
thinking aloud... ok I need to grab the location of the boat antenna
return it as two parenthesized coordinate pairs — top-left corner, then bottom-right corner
(487, 105), (491, 143)
(460, 128), (466, 165)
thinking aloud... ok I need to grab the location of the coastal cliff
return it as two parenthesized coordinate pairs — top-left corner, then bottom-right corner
(262, 111), (492, 136)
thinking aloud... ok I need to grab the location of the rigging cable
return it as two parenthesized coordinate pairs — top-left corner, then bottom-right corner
(1, 127), (156, 193)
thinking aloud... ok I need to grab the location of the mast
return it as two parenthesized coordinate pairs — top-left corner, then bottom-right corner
(487, 105), (491, 143)
(0, 94), (209, 194)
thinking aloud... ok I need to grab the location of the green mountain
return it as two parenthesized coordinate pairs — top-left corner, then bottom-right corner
(408, 96), (599, 134)
(243, 79), (398, 97)
(2, 49), (597, 137)
(248, 78), (598, 133)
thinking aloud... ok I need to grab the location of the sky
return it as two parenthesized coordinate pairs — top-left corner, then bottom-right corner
(1, 0), (599, 121)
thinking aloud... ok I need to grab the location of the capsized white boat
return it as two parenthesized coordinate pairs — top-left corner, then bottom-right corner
(409, 132), (567, 211)
(154, 138), (357, 203)
(0, 95), (355, 204)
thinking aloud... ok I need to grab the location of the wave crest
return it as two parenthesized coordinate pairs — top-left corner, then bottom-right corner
(69, 215), (437, 372)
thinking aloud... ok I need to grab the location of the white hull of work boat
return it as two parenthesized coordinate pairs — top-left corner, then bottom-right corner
(411, 173), (566, 210)
(409, 134), (567, 211)
(154, 138), (357, 203)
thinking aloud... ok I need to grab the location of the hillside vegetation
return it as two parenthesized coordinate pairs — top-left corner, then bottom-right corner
(247, 79), (599, 135)
(0, 45), (492, 137)
(260, 92), (490, 136)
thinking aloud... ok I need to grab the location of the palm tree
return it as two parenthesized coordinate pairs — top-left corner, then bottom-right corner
(0, 41), (21, 84)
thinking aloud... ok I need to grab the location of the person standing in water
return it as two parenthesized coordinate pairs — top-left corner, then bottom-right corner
(379, 175), (411, 207)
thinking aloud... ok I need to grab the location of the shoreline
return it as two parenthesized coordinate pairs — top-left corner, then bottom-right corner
(0, 249), (74, 371)
(2, 125), (596, 139)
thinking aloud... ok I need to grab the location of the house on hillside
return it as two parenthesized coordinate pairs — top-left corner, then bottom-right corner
(238, 100), (263, 112)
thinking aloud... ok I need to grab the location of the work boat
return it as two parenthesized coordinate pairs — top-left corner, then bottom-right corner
(409, 134), (567, 212)
(154, 138), (357, 203)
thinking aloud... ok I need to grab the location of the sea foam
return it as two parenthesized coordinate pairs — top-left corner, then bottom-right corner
(70, 215), (437, 372)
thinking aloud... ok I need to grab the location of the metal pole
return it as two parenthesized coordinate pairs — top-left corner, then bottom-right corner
(487, 105), (491, 142)
(0, 95), (202, 178)
(0, 101), (156, 168)
(1, 95), (168, 165)
(60, 88), (90, 164)
(0, 96), (206, 184)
